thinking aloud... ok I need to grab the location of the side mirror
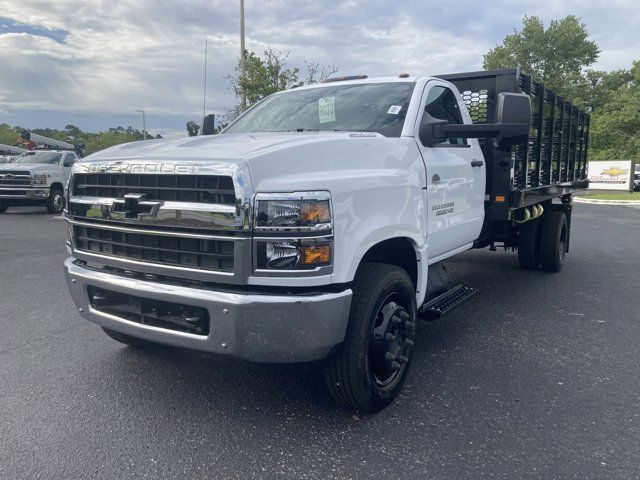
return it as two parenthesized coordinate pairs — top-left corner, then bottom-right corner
(419, 113), (448, 146)
(419, 92), (532, 147)
(495, 92), (531, 146)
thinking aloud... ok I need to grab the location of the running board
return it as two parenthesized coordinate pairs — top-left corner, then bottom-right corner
(418, 285), (478, 321)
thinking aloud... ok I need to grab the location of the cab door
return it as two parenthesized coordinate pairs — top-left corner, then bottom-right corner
(415, 81), (486, 261)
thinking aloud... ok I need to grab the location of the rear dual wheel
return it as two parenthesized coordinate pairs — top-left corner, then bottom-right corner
(517, 210), (568, 272)
(324, 263), (417, 413)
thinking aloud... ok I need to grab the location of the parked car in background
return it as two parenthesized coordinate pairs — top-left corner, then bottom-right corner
(635, 163), (640, 191)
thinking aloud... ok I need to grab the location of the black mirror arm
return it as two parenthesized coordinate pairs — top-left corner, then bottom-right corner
(439, 123), (529, 139)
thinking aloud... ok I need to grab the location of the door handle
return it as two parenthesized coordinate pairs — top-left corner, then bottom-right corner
(471, 160), (484, 167)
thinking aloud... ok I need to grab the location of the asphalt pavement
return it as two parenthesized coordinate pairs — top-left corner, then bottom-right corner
(1, 203), (639, 479)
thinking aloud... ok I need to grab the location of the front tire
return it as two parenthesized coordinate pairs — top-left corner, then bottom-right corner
(324, 263), (417, 412)
(101, 327), (153, 348)
(46, 187), (65, 214)
(0, 200), (7, 214)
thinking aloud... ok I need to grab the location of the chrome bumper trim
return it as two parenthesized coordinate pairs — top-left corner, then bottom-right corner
(64, 257), (351, 362)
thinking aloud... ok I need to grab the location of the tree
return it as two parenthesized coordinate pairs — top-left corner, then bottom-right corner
(589, 60), (640, 160)
(304, 60), (339, 85)
(228, 47), (300, 108)
(483, 15), (599, 104)
(223, 47), (339, 124)
(186, 121), (200, 137)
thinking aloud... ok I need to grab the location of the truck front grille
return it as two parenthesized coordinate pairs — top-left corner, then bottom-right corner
(0, 171), (31, 187)
(88, 286), (210, 335)
(72, 173), (236, 205)
(74, 224), (234, 272)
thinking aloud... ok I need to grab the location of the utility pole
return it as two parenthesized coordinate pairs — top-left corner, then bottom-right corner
(136, 109), (147, 140)
(202, 38), (208, 128)
(240, 0), (246, 111)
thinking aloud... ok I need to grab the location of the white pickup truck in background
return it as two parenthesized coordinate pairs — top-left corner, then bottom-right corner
(0, 132), (84, 214)
(63, 69), (589, 411)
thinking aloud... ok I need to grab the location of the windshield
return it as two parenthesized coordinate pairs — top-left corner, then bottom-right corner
(224, 82), (416, 137)
(14, 152), (62, 165)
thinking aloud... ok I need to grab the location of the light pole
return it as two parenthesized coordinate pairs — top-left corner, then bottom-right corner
(136, 109), (146, 140)
(240, 0), (246, 111)
(202, 38), (208, 129)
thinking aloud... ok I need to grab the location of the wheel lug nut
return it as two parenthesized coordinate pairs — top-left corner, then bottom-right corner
(391, 315), (402, 325)
(405, 321), (415, 329)
(385, 333), (396, 342)
(399, 311), (409, 320)
(391, 361), (402, 371)
(385, 352), (396, 361)
(398, 355), (409, 364)
(404, 339), (414, 347)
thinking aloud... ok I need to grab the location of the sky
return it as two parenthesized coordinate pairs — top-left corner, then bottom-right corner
(0, 0), (638, 138)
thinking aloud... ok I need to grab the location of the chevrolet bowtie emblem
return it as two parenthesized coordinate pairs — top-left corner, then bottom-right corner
(111, 193), (162, 219)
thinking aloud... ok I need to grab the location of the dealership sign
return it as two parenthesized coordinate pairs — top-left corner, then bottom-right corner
(587, 160), (635, 191)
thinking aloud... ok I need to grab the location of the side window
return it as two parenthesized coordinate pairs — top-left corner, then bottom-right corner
(424, 86), (466, 146)
(63, 154), (75, 167)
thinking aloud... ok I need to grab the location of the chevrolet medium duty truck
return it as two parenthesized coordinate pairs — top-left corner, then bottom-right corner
(63, 69), (589, 412)
(0, 132), (83, 214)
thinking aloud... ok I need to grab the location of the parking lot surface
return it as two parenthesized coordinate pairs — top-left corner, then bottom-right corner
(1, 204), (639, 479)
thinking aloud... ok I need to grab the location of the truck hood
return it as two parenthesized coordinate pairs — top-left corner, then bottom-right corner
(84, 132), (384, 163)
(78, 131), (419, 193)
(0, 163), (56, 174)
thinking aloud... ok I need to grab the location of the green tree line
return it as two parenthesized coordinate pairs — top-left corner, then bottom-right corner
(0, 123), (160, 156)
(483, 15), (639, 160)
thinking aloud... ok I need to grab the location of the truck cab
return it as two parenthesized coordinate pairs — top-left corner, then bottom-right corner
(63, 70), (588, 411)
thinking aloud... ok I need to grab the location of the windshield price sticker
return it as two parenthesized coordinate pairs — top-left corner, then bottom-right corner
(387, 105), (402, 115)
(319, 97), (336, 123)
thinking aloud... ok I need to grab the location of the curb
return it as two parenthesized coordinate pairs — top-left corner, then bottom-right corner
(574, 197), (640, 206)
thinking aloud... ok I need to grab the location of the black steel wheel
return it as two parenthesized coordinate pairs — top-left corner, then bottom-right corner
(540, 211), (568, 272)
(0, 200), (7, 214)
(46, 187), (65, 214)
(324, 263), (417, 412)
(517, 217), (541, 270)
(101, 327), (153, 348)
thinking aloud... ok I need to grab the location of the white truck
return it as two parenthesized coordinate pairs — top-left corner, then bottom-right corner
(63, 69), (589, 411)
(0, 132), (83, 214)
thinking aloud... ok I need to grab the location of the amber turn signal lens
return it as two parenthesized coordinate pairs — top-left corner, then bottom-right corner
(300, 202), (331, 224)
(301, 244), (331, 266)
(495, 195), (506, 203)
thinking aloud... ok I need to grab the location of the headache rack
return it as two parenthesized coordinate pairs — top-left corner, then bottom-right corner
(437, 69), (589, 222)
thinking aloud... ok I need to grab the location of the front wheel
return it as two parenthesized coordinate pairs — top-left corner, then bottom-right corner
(324, 263), (417, 412)
(0, 200), (7, 214)
(46, 187), (65, 214)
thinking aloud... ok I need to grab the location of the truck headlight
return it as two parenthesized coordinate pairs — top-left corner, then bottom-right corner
(256, 239), (332, 270)
(255, 192), (331, 231)
(32, 174), (47, 186)
(254, 192), (333, 272)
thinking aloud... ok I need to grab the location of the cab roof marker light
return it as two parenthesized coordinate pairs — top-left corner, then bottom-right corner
(320, 75), (368, 83)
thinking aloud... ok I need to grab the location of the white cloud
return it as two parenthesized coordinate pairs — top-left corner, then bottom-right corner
(0, 0), (638, 132)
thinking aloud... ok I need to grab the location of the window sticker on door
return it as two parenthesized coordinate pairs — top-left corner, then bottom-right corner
(319, 96), (336, 123)
(387, 105), (402, 115)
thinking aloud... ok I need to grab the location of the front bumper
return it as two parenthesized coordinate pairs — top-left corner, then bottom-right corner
(64, 257), (352, 362)
(0, 187), (49, 200)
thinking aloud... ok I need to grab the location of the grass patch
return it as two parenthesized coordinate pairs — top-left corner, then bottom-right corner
(584, 191), (640, 200)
